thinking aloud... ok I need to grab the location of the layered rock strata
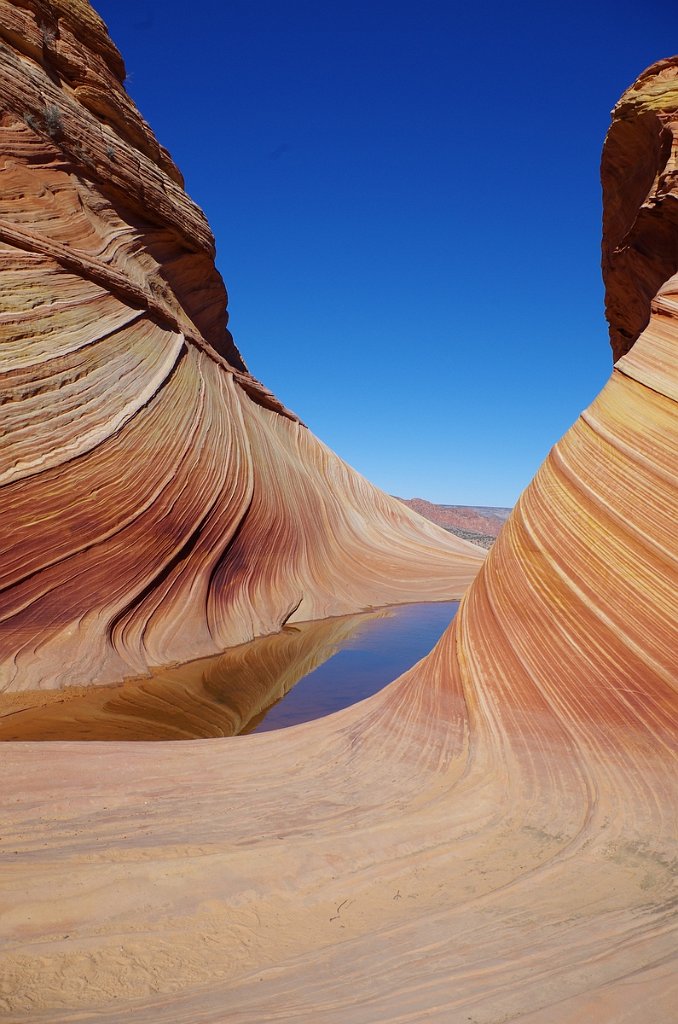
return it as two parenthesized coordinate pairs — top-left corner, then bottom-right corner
(0, 1), (483, 695)
(0, 8), (676, 1024)
(0, 607), (392, 740)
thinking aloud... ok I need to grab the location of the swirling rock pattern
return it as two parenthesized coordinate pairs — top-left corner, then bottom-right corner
(0, 607), (396, 740)
(0, 7), (676, 1023)
(0, 1), (483, 696)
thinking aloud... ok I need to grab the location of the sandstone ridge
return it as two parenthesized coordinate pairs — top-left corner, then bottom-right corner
(0, 11), (676, 1024)
(0, 0), (483, 694)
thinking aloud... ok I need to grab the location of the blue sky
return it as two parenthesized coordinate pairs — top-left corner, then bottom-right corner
(95, 1), (669, 506)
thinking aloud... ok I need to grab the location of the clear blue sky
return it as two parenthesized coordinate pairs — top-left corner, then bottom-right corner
(95, 1), (669, 506)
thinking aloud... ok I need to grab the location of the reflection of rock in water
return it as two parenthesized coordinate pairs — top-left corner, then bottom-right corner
(0, 609), (389, 741)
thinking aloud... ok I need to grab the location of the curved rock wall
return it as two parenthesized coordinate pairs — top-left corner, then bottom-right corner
(0, 1), (483, 694)
(602, 58), (678, 359)
(0, 7), (676, 1023)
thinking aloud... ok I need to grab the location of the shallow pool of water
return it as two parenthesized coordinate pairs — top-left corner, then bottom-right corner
(0, 601), (458, 741)
(245, 601), (458, 733)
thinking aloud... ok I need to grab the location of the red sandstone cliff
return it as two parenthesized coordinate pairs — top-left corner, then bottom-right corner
(0, 9), (675, 1023)
(0, 1), (483, 693)
(396, 498), (511, 546)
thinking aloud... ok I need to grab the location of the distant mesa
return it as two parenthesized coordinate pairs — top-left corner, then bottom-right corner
(396, 497), (511, 548)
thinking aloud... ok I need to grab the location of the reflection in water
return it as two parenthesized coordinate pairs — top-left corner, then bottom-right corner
(246, 601), (459, 733)
(0, 602), (458, 741)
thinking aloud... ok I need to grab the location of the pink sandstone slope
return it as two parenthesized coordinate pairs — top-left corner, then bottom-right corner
(0, 8), (676, 1024)
(0, 0), (483, 696)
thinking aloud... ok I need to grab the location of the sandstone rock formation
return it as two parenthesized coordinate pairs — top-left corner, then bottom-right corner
(397, 498), (512, 547)
(0, 606), (392, 740)
(1, 6), (676, 1023)
(0, 0), (483, 697)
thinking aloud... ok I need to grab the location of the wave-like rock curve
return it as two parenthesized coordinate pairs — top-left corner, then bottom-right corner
(0, 7), (676, 1023)
(0, 1), (483, 695)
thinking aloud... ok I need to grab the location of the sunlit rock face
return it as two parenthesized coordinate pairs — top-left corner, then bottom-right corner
(0, 607), (393, 740)
(0, 7), (676, 1023)
(0, 1), (483, 694)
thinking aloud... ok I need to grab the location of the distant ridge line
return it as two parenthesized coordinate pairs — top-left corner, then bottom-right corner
(394, 497), (513, 549)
